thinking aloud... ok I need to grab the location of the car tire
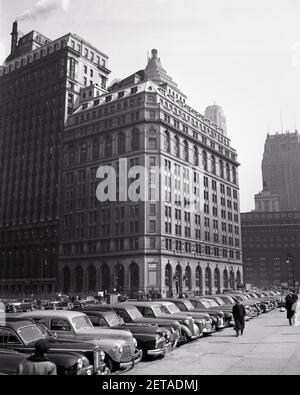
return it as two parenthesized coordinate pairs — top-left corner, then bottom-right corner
(105, 356), (114, 373)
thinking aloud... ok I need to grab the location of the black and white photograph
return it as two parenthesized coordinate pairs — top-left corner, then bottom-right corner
(0, 0), (300, 381)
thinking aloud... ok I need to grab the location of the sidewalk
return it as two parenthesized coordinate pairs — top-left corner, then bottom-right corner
(125, 309), (300, 375)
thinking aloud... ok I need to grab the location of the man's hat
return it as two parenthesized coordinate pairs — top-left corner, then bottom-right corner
(35, 339), (50, 354)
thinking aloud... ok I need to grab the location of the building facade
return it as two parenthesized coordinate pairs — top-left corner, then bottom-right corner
(0, 22), (110, 297)
(59, 49), (243, 298)
(241, 211), (300, 289)
(257, 131), (300, 212)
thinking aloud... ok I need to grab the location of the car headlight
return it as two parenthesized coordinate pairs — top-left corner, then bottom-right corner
(100, 351), (105, 361)
(116, 345), (123, 354)
(155, 334), (160, 347)
(133, 338), (137, 349)
(184, 319), (190, 326)
(165, 330), (171, 340)
(77, 356), (89, 371)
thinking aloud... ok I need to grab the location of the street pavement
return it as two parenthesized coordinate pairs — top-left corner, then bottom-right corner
(125, 309), (300, 375)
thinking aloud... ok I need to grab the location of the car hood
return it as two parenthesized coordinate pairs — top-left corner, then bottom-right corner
(76, 327), (133, 341)
(41, 337), (97, 352)
(133, 317), (180, 330)
(118, 323), (161, 335)
(160, 312), (192, 322)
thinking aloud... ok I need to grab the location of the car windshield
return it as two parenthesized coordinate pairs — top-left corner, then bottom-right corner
(165, 303), (180, 314)
(197, 300), (210, 308)
(235, 295), (244, 302)
(18, 325), (44, 344)
(182, 300), (194, 310)
(127, 307), (144, 321)
(72, 316), (93, 330)
(214, 297), (225, 305)
(106, 313), (122, 327)
(35, 322), (53, 338)
(222, 296), (235, 304)
(205, 299), (219, 307)
(152, 306), (164, 316)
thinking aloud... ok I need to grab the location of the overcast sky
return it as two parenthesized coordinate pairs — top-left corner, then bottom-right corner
(1, 0), (300, 212)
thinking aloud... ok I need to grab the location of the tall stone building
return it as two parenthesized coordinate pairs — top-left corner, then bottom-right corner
(59, 49), (243, 298)
(0, 22), (110, 296)
(255, 131), (300, 212)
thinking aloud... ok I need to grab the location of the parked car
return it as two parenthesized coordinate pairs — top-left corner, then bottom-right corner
(125, 301), (200, 343)
(73, 296), (99, 309)
(155, 300), (211, 336)
(79, 309), (172, 358)
(14, 310), (142, 372)
(204, 295), (253, 320)
(44, 296), (73, 311)
(163, 298), (224, 331)
(0, 348), (27, 375)
(83, 304), (180, 348)
(191, 297), (236, 325)
(188, 297), (233, 327)
(0, 317), (108, 375)
(6, 299), (37, 313)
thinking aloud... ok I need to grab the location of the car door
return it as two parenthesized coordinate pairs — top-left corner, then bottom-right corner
(0, 328), (23, 351)
(49, 318), (74, 338)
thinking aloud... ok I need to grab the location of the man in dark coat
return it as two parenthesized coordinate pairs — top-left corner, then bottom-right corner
(285, 294), (294, 326)
(17, 339), (57, 375)
(232, 300), (246, 337)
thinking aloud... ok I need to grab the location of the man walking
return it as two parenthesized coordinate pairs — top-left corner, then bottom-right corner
(17, 339), (57, 375)
(232, 300), (246, 337)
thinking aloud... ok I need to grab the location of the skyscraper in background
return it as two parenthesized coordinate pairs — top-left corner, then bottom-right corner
(255, 131), (300, 212)
(0, 22), (110, 296)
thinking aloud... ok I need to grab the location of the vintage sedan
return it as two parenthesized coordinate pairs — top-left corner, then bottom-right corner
(80, 309), (171, 358)
(163, 298), (223, 332)
(189, 298), (235, 327)
(73, 296), (99, 309)
(44, 296), (73, 311)
(0, 318), (108, 375)
(6, 299), (37, 313)
(84, 304), (180, 348)
(125, 301), (200, 343)
(204, 295), (253, 320)
(0, 348), (26, 375)
(15, 311), (142, 372)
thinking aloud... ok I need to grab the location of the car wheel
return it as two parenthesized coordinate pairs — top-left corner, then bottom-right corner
(105, 356), (114, 373)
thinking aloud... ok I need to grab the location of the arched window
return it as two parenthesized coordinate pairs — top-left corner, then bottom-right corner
(74, 266), (83, 292)
(164, 131), (171, 153)
(101, 264), (110, 292)
(229, 270), (235, 289)
(174, 136), (180, 158)
(226, 163), (230, 182)
(194, 145), (199, 166)
(87, 266), (96, 291)
(205, 267), (212, 294)
(202, 150), (208, 171)
(219, 159), (224, 178)
(223, 269), (229, 288)
(104, 134), (112, 157)
(214, 268), (220, 292)
(195, 266), (202, 295)
(114, 264), (125, 293)
(236, 270), (242, 286)
(183, 140), (189, 162)
(92, 138), (100, 160)
(118, 132), (126, 155)
(184, 265), (191, 290)
(131, 129), (140, 151)
(211, 155), (216, 174)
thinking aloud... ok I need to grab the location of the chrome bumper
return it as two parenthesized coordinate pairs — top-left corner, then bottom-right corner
(119, 349), (143, 371)
(147, 342), (172, 356)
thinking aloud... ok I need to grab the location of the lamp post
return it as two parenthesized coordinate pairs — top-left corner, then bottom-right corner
(40, 248), (48, 303)
(286, 253), (296, 293)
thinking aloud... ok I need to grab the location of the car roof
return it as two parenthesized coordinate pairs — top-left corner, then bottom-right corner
(123, 301), (165, 307)
(13, 310), (87, 319)
(0, 318), (36, 330)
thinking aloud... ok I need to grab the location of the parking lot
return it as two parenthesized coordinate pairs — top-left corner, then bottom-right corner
(125, 309), (300, 375)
